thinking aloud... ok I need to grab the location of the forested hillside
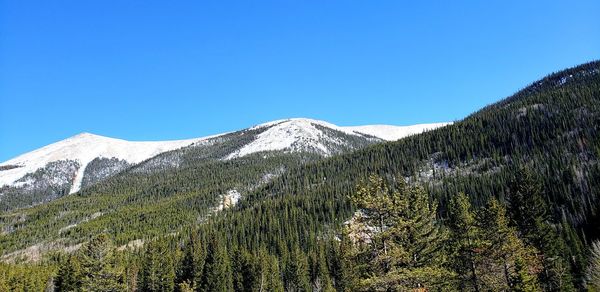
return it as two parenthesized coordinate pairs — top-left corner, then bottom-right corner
(0, 120), (385, 253)
(0, 118), (406, 212)
(251, 60), (600, 233)
(1, 61), (599, 291)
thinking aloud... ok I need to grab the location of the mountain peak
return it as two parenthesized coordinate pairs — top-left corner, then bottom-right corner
(0, 133), (202, 194)
(0, 118), (448, 197)
(68, 132), (121, 142)
(226, 118), (449, 160)
(226, 118), (361, 160)
(73, 132), (99, 138)
(251, 118), (329, 129)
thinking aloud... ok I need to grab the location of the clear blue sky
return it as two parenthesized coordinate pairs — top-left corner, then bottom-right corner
(1, 1), (598, 161)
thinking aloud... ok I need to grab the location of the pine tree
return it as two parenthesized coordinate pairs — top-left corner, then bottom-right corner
(125, 264), (139, 292)
(54, 255), (82, 291)
(232, 248), (259, 292)
(260, 251), (284, 292)
(199, 234), (232, 292)
(562, 220), (585, 266)
(508, 168), (575, 290)
(331, 231), (356, 292)
(78, 233), (126, 292)
(177, 231), (204, 289)
(285, 246), (311, 292)
(447, 192), (481, 291)
(508, 168), (548, 243)
(477, 198), (539, 291)
(511, 257), (539, 292)
(309, 246), (334, 292)
(350, 175), (454, 290)
(177, 280), (195, 292)
(139, 240), (175, 292)
(0, 275), (7, 292)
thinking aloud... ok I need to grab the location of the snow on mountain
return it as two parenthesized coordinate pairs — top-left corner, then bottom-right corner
(226, 118), (449, 159)
(0, 118), (448, 195)
(346, 122), (451, 141)
(226, 118), (359, 159)
(0, 133), (207, 193)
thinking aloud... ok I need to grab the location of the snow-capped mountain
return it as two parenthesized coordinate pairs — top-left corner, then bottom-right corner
(0, 133), (210, 194)
(225, 118), (365, 160)
(226, 119), (450, 159)
(0, 118), (448, 210)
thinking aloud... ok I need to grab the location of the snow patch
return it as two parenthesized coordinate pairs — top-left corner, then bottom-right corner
(227, 119), (450, 159)
(0, 133), (217, 193)
(214, 189), (242, 211)
(346, 122), (451, 141)
(226, 119), (344, 159)
(1, 119), (450, 192)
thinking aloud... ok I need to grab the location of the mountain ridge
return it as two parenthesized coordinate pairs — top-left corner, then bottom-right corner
(0, 119), (448, 211)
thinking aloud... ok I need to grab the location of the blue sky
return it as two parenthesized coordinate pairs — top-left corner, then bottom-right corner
(1, 1), (598, 161)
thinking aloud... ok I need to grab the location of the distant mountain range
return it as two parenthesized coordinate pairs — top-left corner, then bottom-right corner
(0, 119), (448, 210)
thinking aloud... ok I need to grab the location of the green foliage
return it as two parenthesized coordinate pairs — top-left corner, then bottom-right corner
(139, 240), (175, 292)
(349, 175), (454, 291)
(259, 249), (285, 292)
(55, 255), (82, 291)
(232, 248), (259, 292)
(476, 198), (540, 291)
(447, 192), (481, 291)
(509, 167), (578, 290)
(329, 231), (357, 291)
(284, 246), (311, 292)
(511, 257), (539, 292)
(199, 234), (233, 292)
(308, 246), (335, 292)
(0, 262), (54, 291)
(79, 233), (126, 291)
(176, 231), (205, 289)
(508, 168), (549, 242)
(177, 280), (195, 292)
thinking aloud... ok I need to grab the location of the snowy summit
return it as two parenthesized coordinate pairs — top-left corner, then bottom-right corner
(226, 118), (450, 159)
(0, 118), (449, 195)
(0, 133), (204, 193)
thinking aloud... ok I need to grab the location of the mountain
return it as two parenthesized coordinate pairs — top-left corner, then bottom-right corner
(0, 133), (205, 194)
(0, 61), (598, 287)
(0, 119), (448, 211)
(223, 118), (450, 159)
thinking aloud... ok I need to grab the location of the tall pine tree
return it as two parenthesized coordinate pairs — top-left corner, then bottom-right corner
(54, 255), (82, 291)
(477, 198), (539, 291)
(508, 168), (576, 290)
(199, 234), (232, 292)
(177, 231), (205, 289)
(447, 192), (481, 291)
(78, 233), (125, 292)
(139, 240), (175, 292)
(350, 175), (453, 290)
(284, 246), (311, 292)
